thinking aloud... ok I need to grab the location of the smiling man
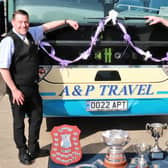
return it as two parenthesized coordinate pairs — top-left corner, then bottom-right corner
(0, 9), (79, 165)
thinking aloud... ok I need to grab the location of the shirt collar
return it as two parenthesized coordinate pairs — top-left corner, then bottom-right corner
(12, 28), (27, 41)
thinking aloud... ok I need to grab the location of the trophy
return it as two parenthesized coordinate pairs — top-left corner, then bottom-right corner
(133, 143), (151, 168)
(146, 123), (167, 160)
(102, 129), (130, 168)
(50, 124), (82, 166)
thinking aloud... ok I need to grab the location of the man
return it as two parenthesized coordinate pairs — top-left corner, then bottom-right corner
(0, 9), (79, 165)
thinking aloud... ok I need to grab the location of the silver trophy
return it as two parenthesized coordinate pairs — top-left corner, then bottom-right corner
(146, 123), (167, 159)
(102, 129), (130, 168)
(133, 143), (151, 168)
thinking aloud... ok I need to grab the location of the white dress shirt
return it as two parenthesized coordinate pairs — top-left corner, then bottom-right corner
(0, 26), (44, 68)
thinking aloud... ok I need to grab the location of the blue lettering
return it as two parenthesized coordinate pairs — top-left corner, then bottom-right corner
(146, 84), (154, 95)
(72, 85), (82, 96)
(85, 85), (95, 96)
(138, 84), (154, 95)
(100, 85), (109, 96)
(59, 86), (70, 96)
(100, 84), (154, 96)
(108, 85), (119, 96)
(138, 84), (148, 95)
(118, 85), (128, 95)
(128, 84), (139, 95)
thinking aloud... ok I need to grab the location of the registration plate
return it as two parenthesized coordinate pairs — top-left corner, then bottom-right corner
(87, 100), (128, 112)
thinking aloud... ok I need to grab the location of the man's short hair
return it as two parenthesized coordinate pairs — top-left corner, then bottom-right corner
(12, 9), (29, 19)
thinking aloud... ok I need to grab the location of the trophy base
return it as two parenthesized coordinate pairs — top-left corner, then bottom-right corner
(130, 157), (149, 168)
(104, 159), (127, 168)
(150, 152), (164, 160)
(135, 166), (149, 168)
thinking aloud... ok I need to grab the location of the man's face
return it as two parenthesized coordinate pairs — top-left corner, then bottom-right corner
(12, 14), (29, 35)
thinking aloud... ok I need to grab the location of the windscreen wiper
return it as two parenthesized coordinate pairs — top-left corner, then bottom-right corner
(85, 16), (146, 21)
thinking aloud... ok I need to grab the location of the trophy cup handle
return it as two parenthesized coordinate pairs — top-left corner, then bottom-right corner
(126, 136), (131, 144)
(145, 123), (151, 131)
(121, 136), (130, 146)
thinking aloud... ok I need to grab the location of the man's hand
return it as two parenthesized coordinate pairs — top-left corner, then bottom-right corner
(0, 68), (24, 106)
(66, 20), (79, 30)
(145, 16), (163, 26)
(12, 88), (24, 105)
(42, 19), (79, 32)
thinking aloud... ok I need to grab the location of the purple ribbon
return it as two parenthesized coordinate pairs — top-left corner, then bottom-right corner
(40, 20), (105, 66)
(117, 21), (168, 62)
(40, 16), (168, 65)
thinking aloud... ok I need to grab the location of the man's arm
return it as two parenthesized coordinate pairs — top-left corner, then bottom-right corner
(0, 68), (24, 105)
(42, 19), (79, 32)
(145, 16), (168, 27)
(0, 37), (24, 105)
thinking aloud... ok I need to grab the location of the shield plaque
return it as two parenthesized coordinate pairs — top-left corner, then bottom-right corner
(50, 124), (82, 166)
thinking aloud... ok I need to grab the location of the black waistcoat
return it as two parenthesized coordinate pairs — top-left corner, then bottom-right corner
(7, 30), (39, 86)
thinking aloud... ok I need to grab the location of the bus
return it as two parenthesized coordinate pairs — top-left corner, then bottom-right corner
(1, 0), (168, 117)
